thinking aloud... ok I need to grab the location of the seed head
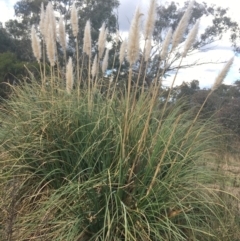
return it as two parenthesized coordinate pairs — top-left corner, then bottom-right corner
(126, 6), (143, 65)
(39, 3), (45, 36)
(160, 28), (172, 60)
(31, 26), (41, 63)
(83, 20), (92, 58)
(98, 23), (107, 59)
(45, 3), (56, 42)
(144, 0), (157, 39)
(66, 57), (74, 94)
(91, 54), (98, 78)
(172, 1), (194, 51)
(182, 20), (200, 57)
(212, 57), (234, 91)
(71, 2), (78, 37)
(46, 24), (56, 66)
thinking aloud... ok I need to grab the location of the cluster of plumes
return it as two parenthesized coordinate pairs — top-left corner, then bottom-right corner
(124, 0), (195, 65)
(39, 2), (57, 66)
(31, 2), (75, 92)
(159, 1), (196, 61)
(30, 0), (233, 95)
(37, 2), (68, 67)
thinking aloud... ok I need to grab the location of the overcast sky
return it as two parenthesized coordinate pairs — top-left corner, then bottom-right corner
(1, 0), (239, 88)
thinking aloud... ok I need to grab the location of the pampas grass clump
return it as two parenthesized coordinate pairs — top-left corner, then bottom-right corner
(0, 0), (236, 240)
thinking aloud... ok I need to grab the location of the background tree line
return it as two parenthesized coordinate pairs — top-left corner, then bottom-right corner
(165, 79), (240, 140)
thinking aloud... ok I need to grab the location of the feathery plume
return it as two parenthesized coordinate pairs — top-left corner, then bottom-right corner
(45, 3), (56, 42)
(46, 24), (56, 66)
(144, 37), (152, 61)
(102, 49), (109, 74)
(42, 2), (56, 43)
(66, 57), (74, 94)
(98, 23), (107, 59)
(39, 3), (45, 36)
(58, 15), (67, 53)
(160, 28), (172, 61)
(172, 1), (194, 51)
(71, 2), (78, 37)
(50, 5), (57, 42)
(119, 39), (127, 64)
(212, 57), (234, 91)
(91, 54), (98, 78)
(83, 20), (92, 57)
(42, 4), (50, 40)
(126, 6), (143, 65)
(182, 20), (200, 57)
(144, 0), (157, 39)
(31, 26), (41, 63)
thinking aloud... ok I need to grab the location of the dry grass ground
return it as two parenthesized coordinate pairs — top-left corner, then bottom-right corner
(222, 154), (240, 192)
(206, 148), (240, 240)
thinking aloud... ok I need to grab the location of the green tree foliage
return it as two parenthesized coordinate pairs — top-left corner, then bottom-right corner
(0, 51), (40, 99)
(1, 20), (32, 61)
(165, 79), (240, 138)
(217, 98), (240, 136)
(0, 52), (26, 98)
(0, 24), (15, 53)
(214, 81), (240, 137)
